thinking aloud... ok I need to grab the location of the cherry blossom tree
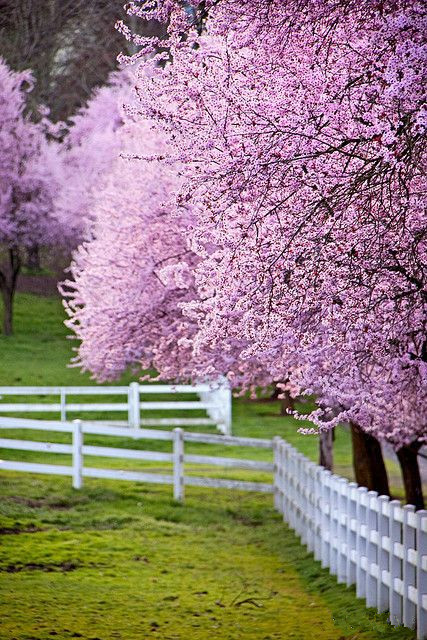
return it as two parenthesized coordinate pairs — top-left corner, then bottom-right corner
(134, 0), (426, 504)
(62, 113), (275, 392)
(66, 1), (426, 505)
(55, 71), (132, 245)
(0, 59), (67, 335)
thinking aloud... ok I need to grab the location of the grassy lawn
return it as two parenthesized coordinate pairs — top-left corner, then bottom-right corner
(0, 293), (417, 639)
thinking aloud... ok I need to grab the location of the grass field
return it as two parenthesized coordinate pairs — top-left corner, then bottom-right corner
(0, 293), (417, 639)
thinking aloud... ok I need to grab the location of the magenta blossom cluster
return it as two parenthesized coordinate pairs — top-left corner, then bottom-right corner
(0, 58), (66, 251)
(66, 1), (426, 450)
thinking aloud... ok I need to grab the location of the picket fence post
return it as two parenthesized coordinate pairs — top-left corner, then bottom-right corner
(346, 482), (358, 587)
(72, 419), (83, 489)
(416, 510), (427, 640)
(337, 477), (349, 584)
(128, 382), (140, 429)
(321, 470), (332, 569)
(173, 427), (184, 502)
(389, 499), (403, 627)
(273, 436), (281, 511)
(356, 487), (368, 598)
(403, 504), (416, 629)
(313, 466), (323, 562)
(60, 388), (67, 422)
(377, 494), (390, 613)
(366, 490), (379, 608)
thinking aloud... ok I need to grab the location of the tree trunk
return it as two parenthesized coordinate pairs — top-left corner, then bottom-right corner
(350, 421), (390, 495)
(270, 382), (295, 416)
(280, 390), (295, 416)
(25, 244), (41, 271)
(319, 429), (334, 471)
(0, 248), (21, 336)
(1, 286), (14, 336)
(396, 443), (425, 510)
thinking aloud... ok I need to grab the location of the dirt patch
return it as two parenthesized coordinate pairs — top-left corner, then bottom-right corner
(8, 495), (89, 510)
(2, 561), (79, 573)
(0, 524), (43, 535)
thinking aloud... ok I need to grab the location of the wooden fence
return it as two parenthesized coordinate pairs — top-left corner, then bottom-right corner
(0, 418), (425, 638)
(0, 416), (272, 498)
(0, 381), (232, 435)
(273, 436), (427, 639)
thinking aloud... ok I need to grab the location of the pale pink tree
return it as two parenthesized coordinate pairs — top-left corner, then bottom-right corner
(128, 0), (426, 504)
(55, 71), (133, 244)
(0, 59), (68, 335)
(65, 1), (426, 505)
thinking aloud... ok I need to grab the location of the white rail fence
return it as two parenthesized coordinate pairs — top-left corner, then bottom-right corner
(0, 381), (232, 435)
(0, 418), (425, 638)
(273, 436), (427, 640)
(0, 416), (272, 499)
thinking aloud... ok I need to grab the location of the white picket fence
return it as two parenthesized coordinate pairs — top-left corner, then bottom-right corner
(0, 418), (425, 638)
(0, 416), (272, 499)
(0, 381), (232, 435)
(273, 436), (427, 639)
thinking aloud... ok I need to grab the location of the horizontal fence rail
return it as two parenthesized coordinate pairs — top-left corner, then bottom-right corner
(0, 381), (232, 435)
(272, 437), (427, 640)
(0, 416), (273, 501)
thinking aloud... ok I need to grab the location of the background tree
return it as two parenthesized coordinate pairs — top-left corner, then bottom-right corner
(0, 0), (165, 122)
(0, 59), (71, 335)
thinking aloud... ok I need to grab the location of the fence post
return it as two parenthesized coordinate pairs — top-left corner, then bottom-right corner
(282, 442), (290, 522)
(346, 482), (358, 587)
(72, 419), (83, 489)
(273, 436), (281, 511)
(128, 382), (140, 429)
(217, 378), (232, 436)
(377, 494), (390, 613)
(60, 388), (66, 422)
(356, 486), (368, 599)
(173, 427), (184, 502)
(389, 500), (403, 627)
(416, 510), (427, 640)
(337, 477), (349, 584)
(366, 490), (379, 609)
(403, 504), (416, 629)
(330, 475), (339, 576)
(314, 466), (323, 562)
(321, 470), (332, 569)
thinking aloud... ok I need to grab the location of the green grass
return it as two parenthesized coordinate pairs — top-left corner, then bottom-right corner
(0, 476), (416, 640)
(0, 293), (417, 639)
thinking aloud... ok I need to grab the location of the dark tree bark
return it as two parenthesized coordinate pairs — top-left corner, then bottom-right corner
(350, 421), (390, 495)
(319, 429), (334, 471)
(279, 389), (295, 416)
(396, 442), (425, 510)
(0, 247), (21, 336)
(25, 244), (41, 271)
(270, 382), (295, 416)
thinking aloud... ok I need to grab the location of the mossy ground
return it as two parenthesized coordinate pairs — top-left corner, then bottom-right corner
(0, 293), (418, 639)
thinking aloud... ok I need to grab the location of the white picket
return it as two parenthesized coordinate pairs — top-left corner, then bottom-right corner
(403, 504), (417, 629)
(269, 437), (427, 640)
(390, 499), (404, 627)
(72, 420), (83, 489)
(337, 477), (349, 584)
(377, 494), (391, 613)
(417, 511), (427, 640)
(173, 427), (184, 502)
